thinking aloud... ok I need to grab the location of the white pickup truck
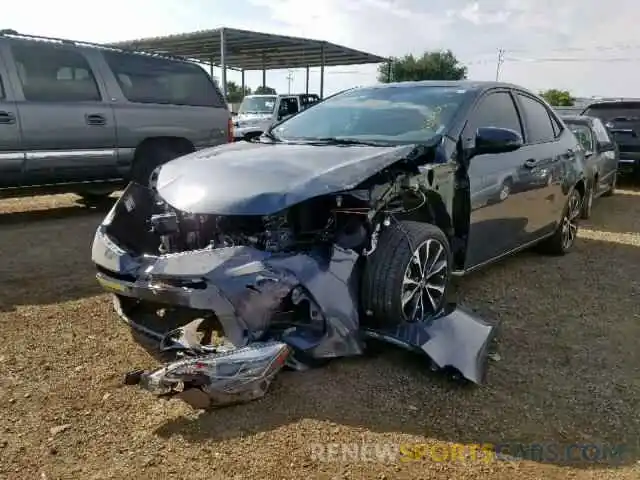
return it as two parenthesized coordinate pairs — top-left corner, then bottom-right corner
(232, 93), (320, 141)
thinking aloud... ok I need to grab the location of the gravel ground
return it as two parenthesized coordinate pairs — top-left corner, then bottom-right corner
(1, 184), (639, 480)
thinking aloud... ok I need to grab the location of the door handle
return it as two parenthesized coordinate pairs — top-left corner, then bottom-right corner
(85, 113), (106, 126)
(0, 111), (16, 124)
(523, 158), (538, 168)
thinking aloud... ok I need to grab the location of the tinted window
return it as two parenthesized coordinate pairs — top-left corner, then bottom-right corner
(273, 86), (468, 143)
(104, 51), (224, 107)
(467, 91), (523, 137)
(300, 94), (319, 109)
(550, 112), (563, 137)
(279, 97), (299, 116)
(11, 43), (101, 102)
(516, 94), (555, 143)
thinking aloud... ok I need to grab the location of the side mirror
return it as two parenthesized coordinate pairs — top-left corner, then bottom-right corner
(473, 127), (523, 156)
(596, 140), (614, 152)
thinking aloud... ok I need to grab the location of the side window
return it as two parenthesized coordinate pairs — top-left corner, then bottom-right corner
(568, 124), (595, 152)
(550, 112), (564, 138)
(103, 51), (225, 107)
(10, 43), (101, 102)
(591, 118), (613, 144)
(516, 94), (555, 143)
(279, 97), (299, 116)
(467, 91), (523, 138)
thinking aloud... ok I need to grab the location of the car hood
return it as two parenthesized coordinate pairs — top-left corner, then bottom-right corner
(155, 141), (420, 215)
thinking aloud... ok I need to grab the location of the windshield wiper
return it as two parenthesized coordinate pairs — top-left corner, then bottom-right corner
(302, 137), (389, 146)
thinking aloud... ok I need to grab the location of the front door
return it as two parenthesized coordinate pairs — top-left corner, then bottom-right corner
(464, 90), (533, 268)
(6, 41), (117, 185)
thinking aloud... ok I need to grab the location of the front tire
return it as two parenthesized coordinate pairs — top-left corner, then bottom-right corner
(131, 141), (192, 187)
(539, 188), (582, 255)
(361, 220), (452, 329)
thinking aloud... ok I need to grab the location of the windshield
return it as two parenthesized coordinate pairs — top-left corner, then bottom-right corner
(271, 85), (469, 144)
(239, 96), (277, 114)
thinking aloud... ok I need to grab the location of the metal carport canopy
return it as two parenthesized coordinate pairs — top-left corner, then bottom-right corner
(108, 27), (387, 99)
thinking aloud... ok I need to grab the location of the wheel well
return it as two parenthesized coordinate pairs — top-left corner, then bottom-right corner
(574, 178), (586, 199)
(395, 190), (454, 240)
(134, 136), (195, 161)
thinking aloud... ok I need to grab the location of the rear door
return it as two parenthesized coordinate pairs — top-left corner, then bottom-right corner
(99, 50), (230, 164)
(6, 41), (118, 185)
(512, 92), (566, 237)
(582, 101), (640, 170)
(0, 43), (24, 187)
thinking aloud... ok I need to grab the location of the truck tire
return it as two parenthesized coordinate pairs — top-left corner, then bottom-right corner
(361, 220), (452, 328)
(131, 140), (193, 187)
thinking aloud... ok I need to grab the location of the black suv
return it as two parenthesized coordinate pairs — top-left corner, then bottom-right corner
(581, 100), (640, 176)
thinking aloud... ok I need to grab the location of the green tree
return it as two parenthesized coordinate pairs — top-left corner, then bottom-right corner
(254, 85), (277, 95)
(539, 89), (575, 107)
(378, 50), (467, 83)
(226, 81), (251, 103)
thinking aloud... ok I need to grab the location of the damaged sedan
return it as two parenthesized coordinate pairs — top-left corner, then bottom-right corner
(91, 81), (587, 409)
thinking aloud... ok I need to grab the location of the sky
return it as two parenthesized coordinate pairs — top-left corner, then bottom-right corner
(4, 0), (640, 98)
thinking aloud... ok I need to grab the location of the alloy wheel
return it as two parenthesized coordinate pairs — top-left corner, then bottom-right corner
(561, 191), (581, 250)
(499, 183), (510, 201)
(401, 238), (449, 322)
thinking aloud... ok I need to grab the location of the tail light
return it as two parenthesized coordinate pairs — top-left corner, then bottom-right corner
(227, 117), (234, 143)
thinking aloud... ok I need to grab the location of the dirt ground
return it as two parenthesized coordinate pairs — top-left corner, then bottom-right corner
(1, 183), (639, 480)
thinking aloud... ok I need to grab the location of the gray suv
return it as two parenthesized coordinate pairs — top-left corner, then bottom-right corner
(0, 31), (231, 200)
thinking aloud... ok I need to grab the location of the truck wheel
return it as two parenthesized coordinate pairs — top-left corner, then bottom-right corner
(131, 140), (193, 187)
(361, 220), (452, 328)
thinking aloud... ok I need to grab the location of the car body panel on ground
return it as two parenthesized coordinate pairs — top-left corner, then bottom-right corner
(91, 80), (586, 409)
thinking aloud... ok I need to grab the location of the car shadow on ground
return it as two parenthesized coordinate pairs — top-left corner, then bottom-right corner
(0, 196), (114, 226)
(0, 198), (113, 312)
(152, 233), (640, 470)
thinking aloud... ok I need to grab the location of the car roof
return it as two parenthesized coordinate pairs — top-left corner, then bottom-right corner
(351, 80), (526, 94)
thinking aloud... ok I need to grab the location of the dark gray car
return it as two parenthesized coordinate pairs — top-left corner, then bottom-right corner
(562, 115), (618, 218)
(0, 30), (231, 200)
(91, 81), (586, 407)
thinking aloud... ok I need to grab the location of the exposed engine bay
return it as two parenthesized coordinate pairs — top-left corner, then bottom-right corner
(92, 141), (496, 411)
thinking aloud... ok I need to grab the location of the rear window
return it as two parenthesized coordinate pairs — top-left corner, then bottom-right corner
(104, 51), (225, 107)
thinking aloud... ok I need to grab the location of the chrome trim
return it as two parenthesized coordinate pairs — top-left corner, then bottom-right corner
(452, 231), (555, 277)
(0, 152), (26, 161)
(25, 149), (116, 160)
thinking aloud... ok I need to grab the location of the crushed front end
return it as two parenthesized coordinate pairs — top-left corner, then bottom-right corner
(92, 181), (367, 406)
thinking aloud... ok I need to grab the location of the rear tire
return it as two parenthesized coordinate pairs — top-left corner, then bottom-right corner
(580, 179), (594, 219)
(538, 188), (582, 255)
(602, 171), (616, 197)
(131, 140), (193, 187)
(361, 220), (452, 329)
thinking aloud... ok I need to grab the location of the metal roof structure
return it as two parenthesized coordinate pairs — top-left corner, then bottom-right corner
(108, 27), (387, 71)
(108, 27), (388, 99)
